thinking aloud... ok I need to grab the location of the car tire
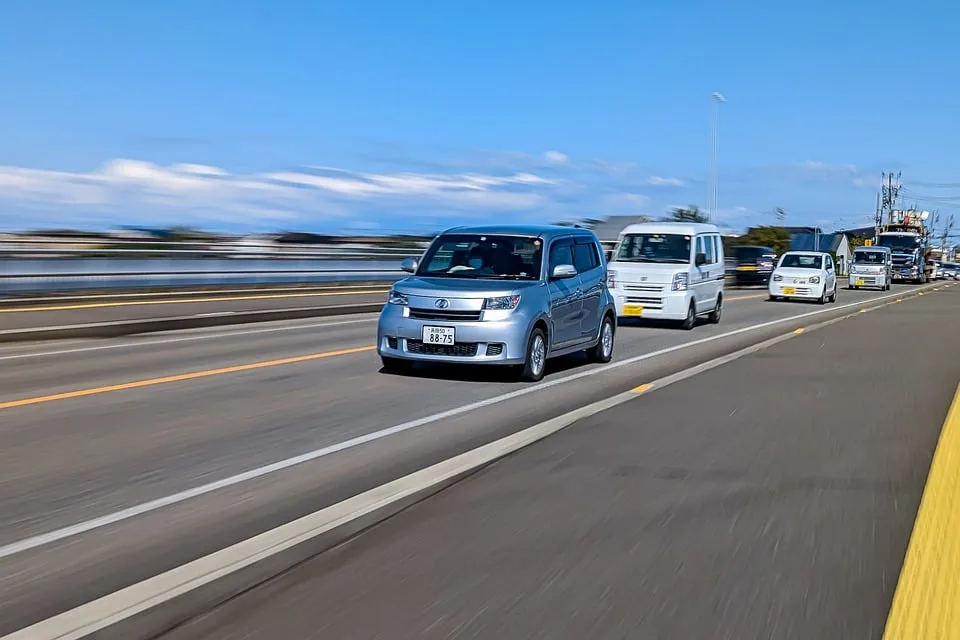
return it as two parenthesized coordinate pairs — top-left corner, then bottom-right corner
(817, 288), (827, 305)
(380, 356), (412, 375)
(588, 315), (615, 363)
(707, 294), (722, 324)
(519, 328), (548, 382)
(680, 301), (697, 330)
(768, 294), (779, 302)
(830, 285), (838, 303)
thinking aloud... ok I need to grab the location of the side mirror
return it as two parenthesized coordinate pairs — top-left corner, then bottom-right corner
(400, 257), (418, 274)
(551, 263), (578, 279)
(695, 252), (707, 267)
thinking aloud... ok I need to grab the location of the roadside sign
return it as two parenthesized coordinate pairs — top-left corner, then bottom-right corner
(864, 239), (873, 246)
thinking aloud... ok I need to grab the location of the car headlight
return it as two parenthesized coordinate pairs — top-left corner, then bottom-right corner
(671, 272), (688, 291)
(849, 266), (858, 274)
(772, 273), (783, 282)
(388, 289), (408, 305)
(483, 295), (521, 310)
(606, 270), (617, 288)
(809, 276), (821, 284)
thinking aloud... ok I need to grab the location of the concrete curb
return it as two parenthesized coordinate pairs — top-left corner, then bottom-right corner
(2, 283), (943, 640)
(0, 303), (384, 343)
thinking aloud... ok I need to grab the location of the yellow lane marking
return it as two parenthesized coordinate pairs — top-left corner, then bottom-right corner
(0, 289), (390, 314)
(793, 328), (805, 334)
(631, 383), (652, 394)
(0, 345), (376, 410)
(884, 384), (960, 639)
(727, 293), (767, 301)
(860, 309), (868, 313)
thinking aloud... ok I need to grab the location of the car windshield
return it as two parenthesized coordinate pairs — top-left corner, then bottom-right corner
(853, 251), (885, 264)
(615, 233), (691, 263)
(878, 235), (920, 252)
(417, 234), (543, 280)
(779, 254), (823, 269)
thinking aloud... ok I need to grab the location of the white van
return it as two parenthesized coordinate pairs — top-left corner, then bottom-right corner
(606, 222), (725, 330)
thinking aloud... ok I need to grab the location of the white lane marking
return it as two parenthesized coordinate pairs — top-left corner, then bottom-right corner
(0, 296), (890, 640)
(0, 284), (390, 305)
(0, 316), (380, 362)
(0, 284), (933, 561)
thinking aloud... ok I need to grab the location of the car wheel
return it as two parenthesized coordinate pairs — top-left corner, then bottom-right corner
(817, 288), (826, 305)
(589, 315), (615, 363)
(380, 356), (412, 375)
(707, 294), (722, 324)
(519, 328), (548, 382)
(768, 294), (779, 301)
(830, 285), (838, 303)
(680, 301), (697, 330)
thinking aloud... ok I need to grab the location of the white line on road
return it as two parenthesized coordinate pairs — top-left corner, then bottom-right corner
(0, 315), (380, 362)
(0, 285), (934, 562)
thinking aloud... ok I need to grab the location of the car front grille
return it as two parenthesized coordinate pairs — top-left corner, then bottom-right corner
(408, 308), (483, 322)
(405, 340), (479, 357)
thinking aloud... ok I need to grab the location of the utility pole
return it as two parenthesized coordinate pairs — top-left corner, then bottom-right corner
(880, 171), (902, 225)
(708, 92), (726, 221)
(874, 192), (882, 240)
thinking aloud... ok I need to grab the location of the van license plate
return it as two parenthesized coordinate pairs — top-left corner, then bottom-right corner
(422, 326), (455, 345)
(782, 287), (796, 295)
(623, 304), (644, 317)
(854, 279), (865, 286)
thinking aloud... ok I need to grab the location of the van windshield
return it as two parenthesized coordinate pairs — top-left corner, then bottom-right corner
(853, 251), (885, 264)
(417, 234), (543, 280)
(616, 233), (691, 264)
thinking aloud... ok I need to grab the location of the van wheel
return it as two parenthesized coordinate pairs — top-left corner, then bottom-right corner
(680, 301), (697, 330)
(588, 315), (615, 363)
(519, 328), (547, 382)
(707, 294), (722, 324)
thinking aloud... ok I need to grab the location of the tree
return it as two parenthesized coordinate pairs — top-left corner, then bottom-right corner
(734, 225), (792, 255)
(668, 205), (709, 223)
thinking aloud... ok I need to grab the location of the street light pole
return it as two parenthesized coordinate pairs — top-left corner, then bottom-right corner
(709, 92), (726, 221)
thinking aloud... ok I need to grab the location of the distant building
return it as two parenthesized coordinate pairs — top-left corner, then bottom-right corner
(790, 232), (851, 274)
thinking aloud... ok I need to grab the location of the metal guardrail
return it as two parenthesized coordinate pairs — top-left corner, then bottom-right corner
(0, 238), (737, 296)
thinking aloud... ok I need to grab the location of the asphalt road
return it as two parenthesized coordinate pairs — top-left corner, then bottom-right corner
(0, 287), (390, 331)
(161, 284), (960, 640)
(0, 283), (946, 635)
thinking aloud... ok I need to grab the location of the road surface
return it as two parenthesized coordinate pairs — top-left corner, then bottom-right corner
(161, 283), (960, 640)
(0, 283), (953, 637)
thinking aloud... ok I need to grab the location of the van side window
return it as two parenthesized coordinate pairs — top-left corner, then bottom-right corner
(573, 241), (600, 273)
(704, 235), (716, 264)
(713, 235), (723, 262)
(696, 236), (705, 259)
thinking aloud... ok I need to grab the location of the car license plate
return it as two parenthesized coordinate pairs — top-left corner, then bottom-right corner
(854, 279), (865, 286)
(782, 287), (796, 295)
(736, 265), (757, 271)
(422, 326), (455, 345)
(623, 304), (644, 317)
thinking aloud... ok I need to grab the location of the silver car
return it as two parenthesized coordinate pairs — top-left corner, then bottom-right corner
(377, 225), (618, 382)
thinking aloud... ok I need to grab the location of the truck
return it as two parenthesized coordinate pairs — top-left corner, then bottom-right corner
(875, 213), (932, 284)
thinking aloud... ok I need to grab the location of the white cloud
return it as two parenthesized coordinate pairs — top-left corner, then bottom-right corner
(543, 150), (569, 165)
(647, 176), (685, 187)
(0, 159), (556, 228)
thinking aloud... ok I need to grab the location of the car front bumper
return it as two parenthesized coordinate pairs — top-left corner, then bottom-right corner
(377, 303), (531, 365)
(849, 273), (887, 288)
(768, 281), (825, 299)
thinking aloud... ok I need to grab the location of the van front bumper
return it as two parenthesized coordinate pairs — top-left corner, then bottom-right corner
(613, 290), (692, 320)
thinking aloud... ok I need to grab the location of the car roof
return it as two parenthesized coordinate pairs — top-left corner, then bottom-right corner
(781, 250), (828, 256)
(619, 222), (720, 236)
(441, 224), (598, 241)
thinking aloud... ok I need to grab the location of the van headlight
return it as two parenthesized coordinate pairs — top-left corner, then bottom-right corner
(772, 273), (783, 282)
(606, 270), (617, 288)
(483, 295), (521, 310)
(671, 272), (688, 291)
(388, 289), (408, 305)
(809, 276), (821, 284)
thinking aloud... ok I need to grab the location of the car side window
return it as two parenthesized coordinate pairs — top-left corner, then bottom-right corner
(573, 240), (600, 273)
(696, 236), (705, 260)
(825, 255), (833, 270)
(549, 240), (575, 272)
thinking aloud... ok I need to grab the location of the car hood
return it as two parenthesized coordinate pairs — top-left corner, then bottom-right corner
(393, 276), (541, 299)
(608, 261), (688, 285)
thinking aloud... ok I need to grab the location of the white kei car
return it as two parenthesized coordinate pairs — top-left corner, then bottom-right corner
(768, 251), (838, 304)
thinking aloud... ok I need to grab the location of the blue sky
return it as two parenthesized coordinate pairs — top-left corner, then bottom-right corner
(2, 0), (959, 236)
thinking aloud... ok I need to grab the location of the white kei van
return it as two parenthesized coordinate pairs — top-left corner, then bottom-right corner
(606, 222), (725, 330)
